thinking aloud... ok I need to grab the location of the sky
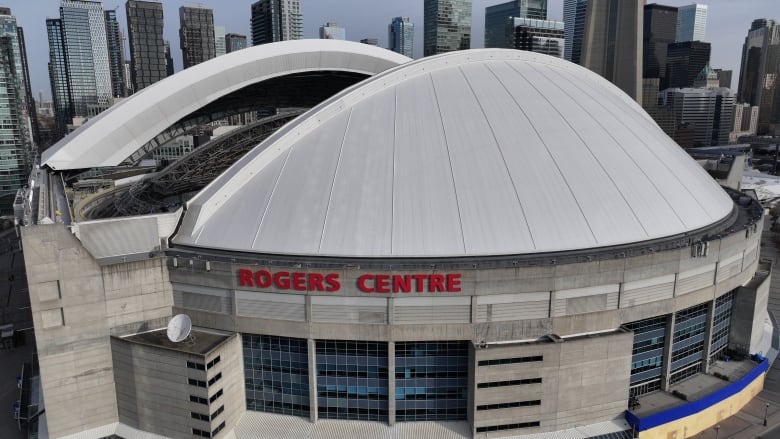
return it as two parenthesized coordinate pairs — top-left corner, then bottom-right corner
(4, 0), (778, 101)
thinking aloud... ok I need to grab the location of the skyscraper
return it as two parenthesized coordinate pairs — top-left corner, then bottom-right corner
(46, 18), (70, 139)
(388, 17), (414, 58)
(125, 1), (164, 91)
(164, 40), (173, 76)
(104, 9), (125, 98)
(563, 0), (588, 63)
(225, 33), (247, 53)
(126, 1), (166, 92)
(484, 0), (547, 48)
(215, 25), (225, 57)
(666, 40), (711, 89)
(16, 26), (39, 146)
(737, 19), (780, 135)
(179, 5), (215, 69)
(581, 0), (643, 103)
(319, 22), (345, 40)
(643, 4), (678, 81)
(424, 0), (472, 56)
(676, 4), (707, 43)
(663, 86), (734, 147)
(58, 0), (113, 118)
(511, 18), (564, 57)
(250, 0), (303, 46)
(0, 7), (33, 211)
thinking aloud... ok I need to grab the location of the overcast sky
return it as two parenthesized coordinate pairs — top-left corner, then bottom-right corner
(5, 0), (778, 101)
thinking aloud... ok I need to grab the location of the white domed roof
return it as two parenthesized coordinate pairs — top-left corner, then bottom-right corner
(174, 49), (733, 258)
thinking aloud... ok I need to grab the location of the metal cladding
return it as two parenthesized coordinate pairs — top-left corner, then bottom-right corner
(175, 49), (734, 258)
(41, 40), (411, 171)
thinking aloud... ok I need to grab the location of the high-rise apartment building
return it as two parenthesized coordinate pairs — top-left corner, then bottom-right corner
(388, 16), (414, 58)
(511, 17), (564, 58)
(643, 4), (677, 81)
(179, 5), (215, 69)
(215, 25), (226, 57)
(676, 4), (707, 43)
(126, 1), (166, 92)
(666, 40), (711, 89)
(737, 19), (780, 135)
(225, 33), (247, 53)
(563, 0), (588, 63)
(16, 26), (39, 146)
(484, 0), (547, 48)
(319, 22), (345, 40)
(104, 9), (125, 98)
(57, 0), (113, 119)
(250, 0), (303, 46)
(0, 7), (33, 211)
(424, 0), (472, 56)
(581, 0), (643, 103)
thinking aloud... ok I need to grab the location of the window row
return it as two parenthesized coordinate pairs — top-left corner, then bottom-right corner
(478, 356), (543, 367)
(477, 377), (542, 388)
(477, 400), (541, 411)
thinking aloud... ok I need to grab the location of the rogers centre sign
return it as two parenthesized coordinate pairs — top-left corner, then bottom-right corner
(238, 269), (462, 293)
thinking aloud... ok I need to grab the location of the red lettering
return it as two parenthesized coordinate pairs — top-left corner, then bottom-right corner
(446, 274), (462, 292)
(309, 273), (325, 291)
(292, 272), (307, 291)
(255, 270), (272, 288)
(429, 274), (445, 292)
(412, 274), (427, 292)
(375, 275), (390, 293)
(239, 269), (254, 287)
(393, 275), (412, 293)
(273, 271), (291, 289)
(325, 273), (341, 292)
(357, 274), (374, 293)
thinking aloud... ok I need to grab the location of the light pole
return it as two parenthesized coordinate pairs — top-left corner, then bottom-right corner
(765, 402), (770, 426)
(715, 424), (720, 439)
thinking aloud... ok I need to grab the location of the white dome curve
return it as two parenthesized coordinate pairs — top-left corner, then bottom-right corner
(174, 49), (734, 258)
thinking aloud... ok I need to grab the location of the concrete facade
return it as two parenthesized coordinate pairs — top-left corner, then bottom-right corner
(21, 225), (173, 439)
(111, 331), (244, 439)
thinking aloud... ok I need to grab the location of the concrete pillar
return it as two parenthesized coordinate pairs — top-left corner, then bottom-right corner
(660, 313), (676, 390)
(305, 295), (312, 322)
(702, 299), (717, 373)
(308, 338), (318, 423)
(387, 341), (396, 425)
(388, 297), (394, 324)
(468, 342), (477, 436)
(471, 296), (478, 323)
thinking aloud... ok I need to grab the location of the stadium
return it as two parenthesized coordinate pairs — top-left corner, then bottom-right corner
(20, 40), (772, 439)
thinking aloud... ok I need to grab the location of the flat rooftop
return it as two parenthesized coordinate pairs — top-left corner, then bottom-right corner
(632, 360), (758, 417)
(121, 327), (231, 355)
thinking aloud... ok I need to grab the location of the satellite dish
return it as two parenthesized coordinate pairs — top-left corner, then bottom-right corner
(167, 314), (192, 343)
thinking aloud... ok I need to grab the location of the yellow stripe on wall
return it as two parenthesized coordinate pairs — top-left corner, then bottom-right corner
(639, 373), (766, 439)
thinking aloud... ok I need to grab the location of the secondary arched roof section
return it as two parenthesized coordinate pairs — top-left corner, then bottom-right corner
(42, 40), (411, 171)
(175, 49), (734, 258)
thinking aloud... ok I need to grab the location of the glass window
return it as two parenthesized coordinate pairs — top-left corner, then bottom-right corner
(243, 334), (310, 417)
(316, 340), (388, 421)
(395, 341), (468, 421)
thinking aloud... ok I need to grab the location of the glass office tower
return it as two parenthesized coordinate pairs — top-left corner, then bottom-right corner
(0, 8), (33, 212)
(126, 0), (166, 92)
(424, 0), (472, 56)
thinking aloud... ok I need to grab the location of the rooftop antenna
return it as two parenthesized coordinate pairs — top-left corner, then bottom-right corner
(167, 314), (192, 343)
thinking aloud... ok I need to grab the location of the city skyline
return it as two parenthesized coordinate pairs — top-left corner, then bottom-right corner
(4, 0), (778, 101)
